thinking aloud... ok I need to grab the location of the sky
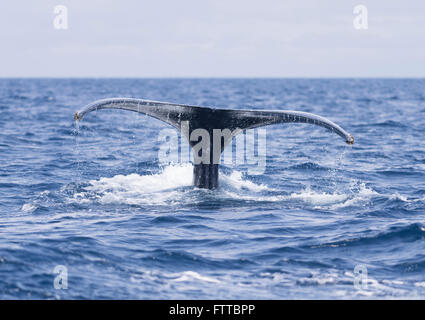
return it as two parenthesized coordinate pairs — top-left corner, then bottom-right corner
(0, 0), (424, 77)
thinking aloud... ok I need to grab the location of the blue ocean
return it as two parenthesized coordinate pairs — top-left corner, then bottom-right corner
(1, 78), (424, 299)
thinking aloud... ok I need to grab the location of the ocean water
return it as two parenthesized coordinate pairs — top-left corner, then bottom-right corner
(1, 78), (425, 299)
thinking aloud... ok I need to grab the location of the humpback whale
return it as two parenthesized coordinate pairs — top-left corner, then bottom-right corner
(74, 98), (354, 189)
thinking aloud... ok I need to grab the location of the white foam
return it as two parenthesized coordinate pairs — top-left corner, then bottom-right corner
(21, 203), (37, 213)
(290, 186), (348, 206)
(382, 279), (404, 286)
(414, 282), (425, 288)
(172, 271), (221, 283)
(85, 163), (193, 205)
(278, 182), (377, 208)
(88, 163), (192, 193)
(221, 171), (270, 192)
(389, 193), (409, 202)
(71, 163), (380, 208)
(129, 270), (220, 284)
(329, 183), (378, 209)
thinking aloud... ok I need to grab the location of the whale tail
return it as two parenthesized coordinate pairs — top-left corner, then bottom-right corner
(74, 98), (354, 189)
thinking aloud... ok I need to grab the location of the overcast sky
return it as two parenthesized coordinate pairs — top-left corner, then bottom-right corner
(0, 0), (424, 77)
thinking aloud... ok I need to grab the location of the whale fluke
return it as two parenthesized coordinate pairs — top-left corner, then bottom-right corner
(74, 98), (354, 189)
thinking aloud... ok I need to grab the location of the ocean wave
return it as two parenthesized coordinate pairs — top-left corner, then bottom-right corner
(312, 223), (425, 249)
(287, 162), (329, 171)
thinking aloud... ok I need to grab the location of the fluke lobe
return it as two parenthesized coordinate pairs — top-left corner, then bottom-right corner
(74, 98), (354, 189)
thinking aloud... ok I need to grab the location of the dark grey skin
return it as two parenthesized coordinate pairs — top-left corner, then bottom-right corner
(74, 98), (354, 189)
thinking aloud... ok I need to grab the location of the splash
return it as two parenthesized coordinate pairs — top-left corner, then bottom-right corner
(69, 165), (375, 209)
(220, 171), (270, 192)
(329, 182), (378, 209)
(83, 163), (193, 205)
(289, 186), (348, 206)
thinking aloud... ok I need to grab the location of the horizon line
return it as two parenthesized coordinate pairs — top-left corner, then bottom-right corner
(1, 76), (424, 80)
